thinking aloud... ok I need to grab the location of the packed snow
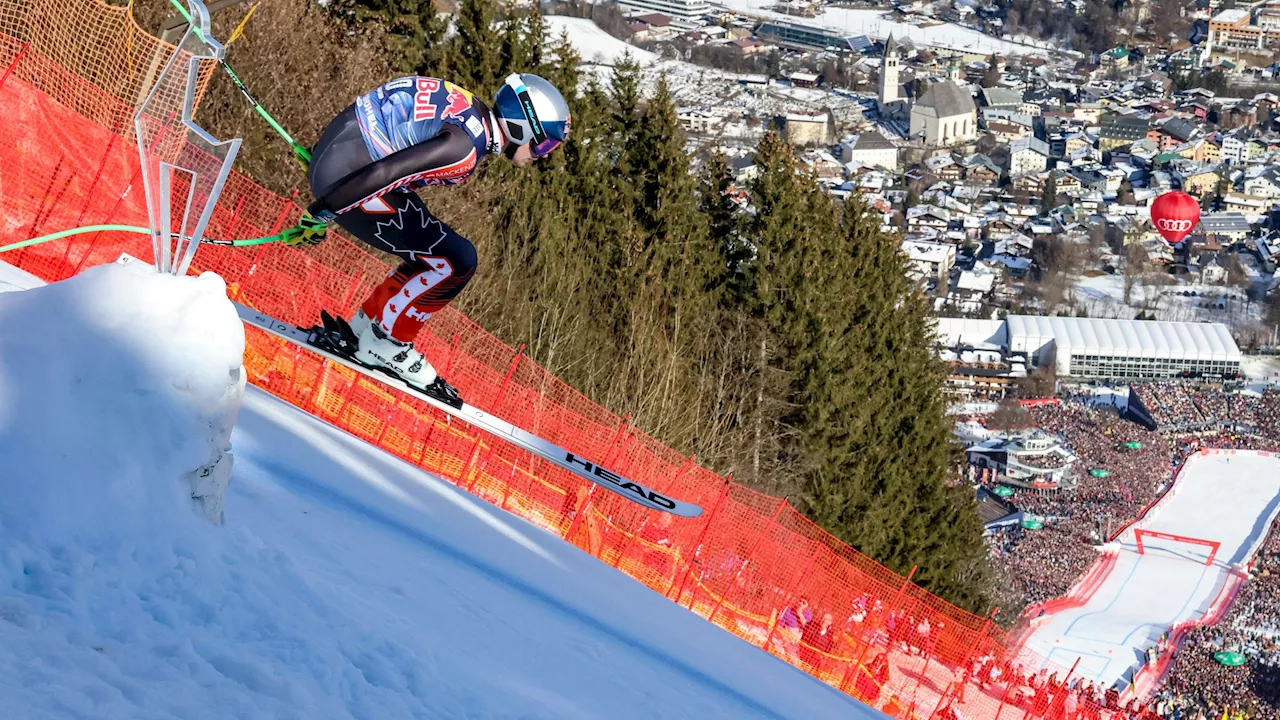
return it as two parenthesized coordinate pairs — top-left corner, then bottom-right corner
(1241, 354), (1280, 390)
(0, 259), (877, 718)
(1070, 273), (1265, 335)
(546, 15), (659, 66)
(713, 0), (1055, 57)
(1019, 451), (1280, 689)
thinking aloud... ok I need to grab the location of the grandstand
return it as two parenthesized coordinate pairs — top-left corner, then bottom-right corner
(934, 315), (1242, 381)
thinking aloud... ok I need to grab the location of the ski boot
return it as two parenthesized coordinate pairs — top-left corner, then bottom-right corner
(347, 309), (463, 408)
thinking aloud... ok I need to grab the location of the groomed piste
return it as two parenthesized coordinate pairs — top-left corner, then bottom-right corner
(1018, 450), (1280, 693)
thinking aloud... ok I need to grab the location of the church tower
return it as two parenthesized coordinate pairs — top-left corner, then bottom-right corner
(879, 34), (900, 109)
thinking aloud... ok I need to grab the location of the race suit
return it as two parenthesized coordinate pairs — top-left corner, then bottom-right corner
(308, 77), (496, 343)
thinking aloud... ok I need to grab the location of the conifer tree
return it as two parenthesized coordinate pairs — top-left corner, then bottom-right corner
(698, 149), (745, 292)
(326, 0), (446, 76)
(1041, 174), (1057, 215)
(450, 0), (501, 94)
(498, 6), (548, 76)
(794, 196), (990, 611)
(542, 31), (582, 100)
(734, 131), (823, 484)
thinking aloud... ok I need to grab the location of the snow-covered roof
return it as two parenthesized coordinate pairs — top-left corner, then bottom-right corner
(902, 239), (956, 264)
(957, 270), (997, 292)
(1006, 316), (1241, 361)
(933, 317), (1007, 346)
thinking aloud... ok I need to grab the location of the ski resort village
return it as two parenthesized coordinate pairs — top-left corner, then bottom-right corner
(3, 0), (1280, 719)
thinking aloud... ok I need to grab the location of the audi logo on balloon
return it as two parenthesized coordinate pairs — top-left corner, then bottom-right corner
(1150, 191), (1200, 245)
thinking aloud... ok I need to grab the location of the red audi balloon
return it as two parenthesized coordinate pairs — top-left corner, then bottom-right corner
(1151, 191), (1200, 245)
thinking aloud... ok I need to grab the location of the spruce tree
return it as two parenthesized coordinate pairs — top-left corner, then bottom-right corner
(1041, 174), (1057, 215)
(735, 131), (825, 486)
(698, 149), (745, 290)
(795, 196), (990, 611)
(542, 30), (582, 100)
(326, 0), (446, 76)
(450, 0), (501, 94)
(497, 7), (547, 76)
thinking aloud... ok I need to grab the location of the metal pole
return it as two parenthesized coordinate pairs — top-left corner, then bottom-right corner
(159, 0), (257, 41)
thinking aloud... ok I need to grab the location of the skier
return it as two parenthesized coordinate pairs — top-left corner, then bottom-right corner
(288, 73), (571, 399)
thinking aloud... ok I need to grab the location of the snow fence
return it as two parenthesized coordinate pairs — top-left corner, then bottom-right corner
(0, 2), (1245, 718)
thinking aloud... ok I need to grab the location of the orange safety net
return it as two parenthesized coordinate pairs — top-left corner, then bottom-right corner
(0, 5), (1181, 718)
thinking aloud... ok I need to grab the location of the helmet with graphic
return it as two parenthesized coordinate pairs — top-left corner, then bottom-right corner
(494, 73), (571, 159)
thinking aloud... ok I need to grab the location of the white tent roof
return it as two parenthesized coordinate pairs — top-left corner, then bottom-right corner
(932, 317), (1006, 347)
(1005, 315), (1240, 361)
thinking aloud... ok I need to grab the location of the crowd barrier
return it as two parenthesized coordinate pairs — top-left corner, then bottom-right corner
(0, 2), (1255, 717)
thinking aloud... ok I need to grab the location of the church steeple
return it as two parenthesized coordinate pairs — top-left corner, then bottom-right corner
(879, 34), (901, 110)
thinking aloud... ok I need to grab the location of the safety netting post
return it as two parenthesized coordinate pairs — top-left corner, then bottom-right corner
(133, 0), (240, 275)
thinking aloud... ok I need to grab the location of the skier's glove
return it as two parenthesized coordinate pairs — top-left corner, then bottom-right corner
(280, 213), (329, 247)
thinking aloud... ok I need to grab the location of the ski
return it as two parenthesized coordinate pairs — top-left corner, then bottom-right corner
(233, 301), (704, 518)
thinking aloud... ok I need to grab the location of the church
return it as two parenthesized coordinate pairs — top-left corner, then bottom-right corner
(878, 36), (977, 147)
(909, 80), (978, 146)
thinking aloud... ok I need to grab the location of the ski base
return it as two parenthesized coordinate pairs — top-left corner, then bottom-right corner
(233, 301), (703, 518)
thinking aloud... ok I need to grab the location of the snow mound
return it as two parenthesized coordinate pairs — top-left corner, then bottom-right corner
(0, 260), (245, 531)
(545, 16), (659, 66)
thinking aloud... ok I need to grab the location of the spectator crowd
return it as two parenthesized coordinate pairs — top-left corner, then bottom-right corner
(1154, 522), (1280, 720)
(973, 385), (1280, 720)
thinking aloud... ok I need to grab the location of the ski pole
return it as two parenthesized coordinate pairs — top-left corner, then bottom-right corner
(164, 0), (312, 170)
(0, 224), (285, 255)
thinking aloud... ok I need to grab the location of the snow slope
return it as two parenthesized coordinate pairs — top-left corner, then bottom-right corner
(713, 0), (1053, 56)
(1019, 451), (1280, 689)
(0, 260), (877, 719)
(546, 16), (659, 66)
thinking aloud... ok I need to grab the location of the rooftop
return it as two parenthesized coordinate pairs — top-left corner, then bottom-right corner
(1211, 8), (1250, 23)
(1006, 316), (1241, 361)
(903, 239), (956, 264)
(916, 80), (976, 119)
(847, 131), (895, 150)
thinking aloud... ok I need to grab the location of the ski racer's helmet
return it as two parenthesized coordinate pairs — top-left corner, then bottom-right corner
(494, 73), (571, 159)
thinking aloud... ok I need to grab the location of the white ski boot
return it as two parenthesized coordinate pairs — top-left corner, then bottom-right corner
(350, 309), (439, 391)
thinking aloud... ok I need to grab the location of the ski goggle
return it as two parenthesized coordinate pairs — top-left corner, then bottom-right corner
(532, 135), (562, 159)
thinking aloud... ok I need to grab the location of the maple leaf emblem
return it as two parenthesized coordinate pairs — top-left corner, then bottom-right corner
(371, 199), (450, 261)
